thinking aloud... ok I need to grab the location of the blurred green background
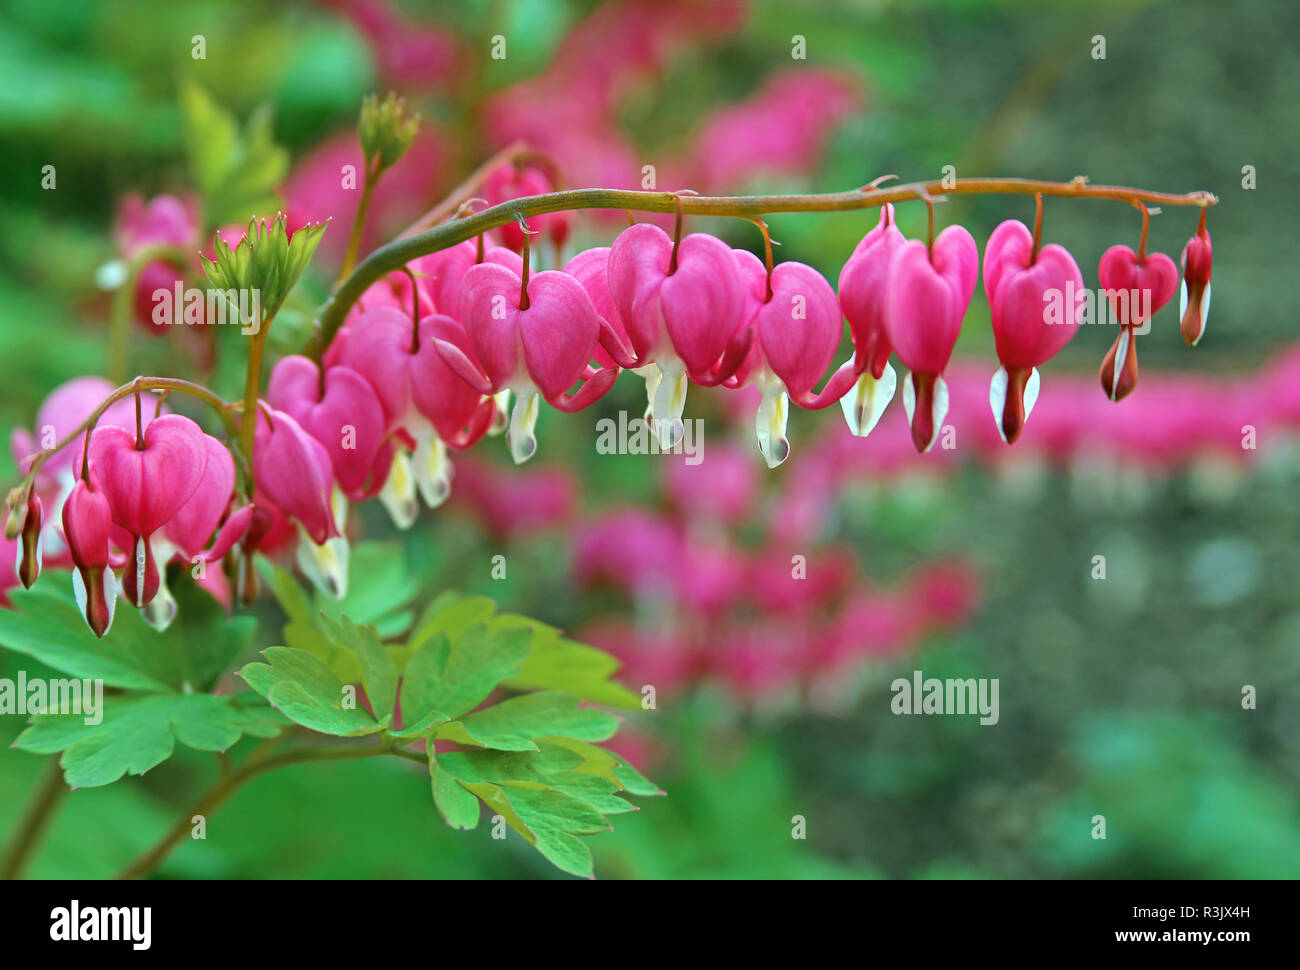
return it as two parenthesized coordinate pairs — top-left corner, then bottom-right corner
(2, 0), (1298, 879)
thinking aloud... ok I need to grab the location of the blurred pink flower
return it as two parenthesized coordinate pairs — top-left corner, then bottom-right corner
(686, 70), (861, 190)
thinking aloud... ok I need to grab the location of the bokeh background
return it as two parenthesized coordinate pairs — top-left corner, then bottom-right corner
(2, 0), (1299, 878)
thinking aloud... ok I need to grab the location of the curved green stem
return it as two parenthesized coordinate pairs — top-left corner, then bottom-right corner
(314, 176), (1217, 355)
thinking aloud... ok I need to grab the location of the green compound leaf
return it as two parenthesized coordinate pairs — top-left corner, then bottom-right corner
(404, 592), (641, 709)
(436, 691), (619, 752)
(428, 741), (658, 878)
(238, 646), (390, 737)
(318, 614), (397, 728)
(400, 622), (531, 723)
(0, 573), (254, 693)
(14, 694), (286, 789)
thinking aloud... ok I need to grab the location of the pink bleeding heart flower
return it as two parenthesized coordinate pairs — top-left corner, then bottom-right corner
(608, 223), (749, 446)
(982, 218), (1085, 443)
(252, 407), (348, 599)
(13, 489), (43, 589)
(482, 164), (571, 252)
(566, 246), (639, 370)
(268, 356), (388, 501)
(408, 241), (523, 318)
(1179, 215), (1213, 347)
(142, 434), (251, 629)
(252, 408), (337, 546)
(62, 477), (117, 637)
(340, 305), (495, 520)
(1097, 244), (1178, 401)
(85, 414), (209, 609)
(662, 443), (757, 527)
(743, 259), (859, 467)
(837, 203), (906, 437)
(885, 225), (979, 452)
(159, 434), (248, 563)
(436, 261), (616, 463)
(114, 194), (199, 335)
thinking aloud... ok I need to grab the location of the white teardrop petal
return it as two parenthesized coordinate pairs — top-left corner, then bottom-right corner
(1024, 367), (1041, 419)
(507, 389), (541, 464)
(840, 362), (896, 438)
(413, 434), (453, 509)
(755, 389), (791, 468)
(379, 450), (418, 530)
(989, 366), (1009, 443)
(651, 365), (687, 450)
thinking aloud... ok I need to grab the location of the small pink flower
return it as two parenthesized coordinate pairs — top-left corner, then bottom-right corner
(113, 194), (200, 335)
(86, 414), (211, 608)
(437, 262), (616, 462)
(62, 478), (116, 637)
(14, 490), (42, 589)
(1097, 244), (1178, 401)
(340, 305), (496, 519)
(837, 204), (906, 437)
(1179, 219), (1213, 347)
(252, 407), (349, 599)
(982, 218), (1085, 443)
(885, 225), (979, 452)
(252, 408), (337, 547)
(268, 356), (389, 500)
(740, 259), (859, 466)
(608, 224), (748, 445)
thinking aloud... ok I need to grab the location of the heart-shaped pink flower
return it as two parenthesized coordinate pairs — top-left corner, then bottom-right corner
(838, 203), (905, 380)
(252, 408), (337, 546)
(885, 225), (979, 452)
(1097, 245), (1178, 329)
(62, 477), (116, 637)
(439, 262), (614, 462)
(608, 224), (745, 378)
(268, 356), (388, 500)
(982, 218), (1084, 443)
(86, 414), (211, 607)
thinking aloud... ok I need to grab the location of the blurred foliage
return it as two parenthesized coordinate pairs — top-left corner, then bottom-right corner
(2, 0), (1298, 879)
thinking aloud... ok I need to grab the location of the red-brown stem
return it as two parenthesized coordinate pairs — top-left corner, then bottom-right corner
(1136, 201), (1150, 262)
(133, 385), (144, 449)
(752, 218), (775, 302)
(1031, 193), (1043, 262)
(669, 194), (685, 274)
(518, 216), (533, 310)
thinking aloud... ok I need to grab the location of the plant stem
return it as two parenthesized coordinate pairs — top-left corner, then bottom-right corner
(116, 741), (410, 880)
(338, 159), (380, 283)
(396, 139), (530, 238)
(237, 326), (270, 477)
(315, 176), (1217, 354)
(11, 377), (244, 500)
(0, 760), (68, 880)
(106, 245), (191, 384)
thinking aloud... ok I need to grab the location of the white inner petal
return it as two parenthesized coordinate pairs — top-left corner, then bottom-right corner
(413, 433), (452, 509)
(507, 388), (541, 464)
(379, 449), (418, 530)
(840, 361), (896, 438)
